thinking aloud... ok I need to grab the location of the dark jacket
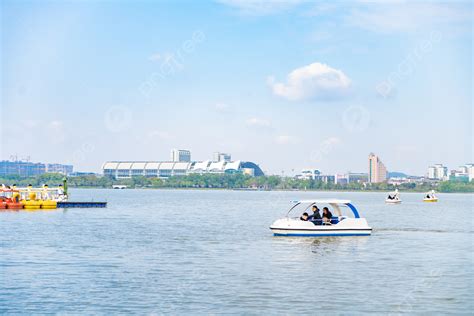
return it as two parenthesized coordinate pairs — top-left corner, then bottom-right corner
(308, 211), (322, 221)
(322, 210), (333, 219)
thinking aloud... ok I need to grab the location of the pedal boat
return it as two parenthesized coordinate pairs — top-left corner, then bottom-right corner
(0, 188), (23, 209)
(385, 189), (401, 204)
(423, 190), (438, 202)
(270, 199), (372, 237)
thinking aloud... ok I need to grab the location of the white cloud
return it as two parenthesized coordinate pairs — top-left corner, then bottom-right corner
(215, 102), (231, 112)
(246, 117), (271, 128)
(49, 120), (63, 130)
(217, 0), (302, 15)
(321, 136), (341, 147)
(268, 62), (351, 101)
(275, 135), (297, 145)
(348, 2), (472, 33)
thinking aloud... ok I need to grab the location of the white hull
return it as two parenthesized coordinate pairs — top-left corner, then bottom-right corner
(271, 228), (372, 236)
(385, 199), (401, 204)
(270, 218), (372, 237)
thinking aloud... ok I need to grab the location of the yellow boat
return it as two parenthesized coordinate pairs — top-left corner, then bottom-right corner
(20, 191), (57, 209)
(41, 200), (57, 209)
(423, 190), (438, 202)
(22, 199), (42, 210)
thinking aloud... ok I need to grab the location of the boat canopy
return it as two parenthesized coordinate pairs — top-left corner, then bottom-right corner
(292, 199), (352, 204)
(288, 199), (360, 218)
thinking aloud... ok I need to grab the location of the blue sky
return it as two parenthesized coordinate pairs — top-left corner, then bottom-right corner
(1, 0), (472, 175)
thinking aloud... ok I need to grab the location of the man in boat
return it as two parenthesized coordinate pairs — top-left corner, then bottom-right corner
(42, 184), (50, 200)
(300, 212), (309, 221)
(322, 207), (333, 224)
(308, 205), (322, 223)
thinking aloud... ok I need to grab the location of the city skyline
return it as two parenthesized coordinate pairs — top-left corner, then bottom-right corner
(2, 149), (472, 179)
(1, 1), (472, 175)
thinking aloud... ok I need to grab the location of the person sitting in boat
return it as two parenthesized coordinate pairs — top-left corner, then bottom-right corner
(12, 191), (20, 203)
(308, 205), (322, 221)
(300, 212), (309, 221)
(322, 207), (333, 224)
(42, 184), (50, 200)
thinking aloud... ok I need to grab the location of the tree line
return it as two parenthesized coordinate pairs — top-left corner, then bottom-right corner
(0, 173), (473, 192)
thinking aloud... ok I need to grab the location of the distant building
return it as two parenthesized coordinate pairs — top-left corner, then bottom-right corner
(314, 174), (335, 184)
(241, 168), (255, 176)
(468, 164), (474, 182)
(296, 169), (321, 180)
(102, 154), (264, 179)
(334, 173), (348, 185)
(46, 163), (73, 175)
(295, 170), (366, 185)
(68, 172), (97, 177)
(347, 172), (368, 183)
(0, 160), (73, 177)
(450, 163), (474, 182)
(213, 152), (231, 162)
(368, 153), (387, 183)
(170, 149), (191, 162)
(427, 164), (448, 181)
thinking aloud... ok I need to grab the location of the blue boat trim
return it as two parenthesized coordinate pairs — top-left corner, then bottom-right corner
(345, 203), (360, 218)
(273, 233), (371, 237)
(270, 227), (372, 231)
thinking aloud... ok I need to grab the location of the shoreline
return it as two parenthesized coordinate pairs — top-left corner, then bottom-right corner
(68, 187), (474, 194)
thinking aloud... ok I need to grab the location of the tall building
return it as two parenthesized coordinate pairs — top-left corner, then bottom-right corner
(368, 153), (387, 183)
(467, 164), (474, 182)
(427, 164), (448, 180)
(170, 149), (191, 162)
(213, 152), (231, 162)
(451, 163), (474, 182)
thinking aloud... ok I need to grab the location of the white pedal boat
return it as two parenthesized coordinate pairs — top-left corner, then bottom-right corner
(423, 190), (438, 202)
(270, 199), (372, 237)
(385, 189), (401, 204)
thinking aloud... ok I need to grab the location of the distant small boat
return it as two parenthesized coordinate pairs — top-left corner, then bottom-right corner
(423, 190), (438, 202)
(385, 188), (401, 204)
(112, 185), (127, 189)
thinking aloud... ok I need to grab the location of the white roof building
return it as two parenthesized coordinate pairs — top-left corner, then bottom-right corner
(103, 160), (263, 179)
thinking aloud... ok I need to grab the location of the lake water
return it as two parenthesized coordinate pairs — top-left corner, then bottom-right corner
(1, 189), (473, 314)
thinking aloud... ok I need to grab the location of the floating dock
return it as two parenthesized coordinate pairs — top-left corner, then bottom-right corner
(57, 201), (107, 208)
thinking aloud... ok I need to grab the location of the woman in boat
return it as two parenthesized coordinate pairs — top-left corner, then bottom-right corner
(300, 212), (309, 221)
(308, 205), (322, 221)
(322, 207), (333, 224)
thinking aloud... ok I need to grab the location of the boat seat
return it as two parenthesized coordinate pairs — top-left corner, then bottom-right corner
(311, 219), (323, 225)
(312, 217), (340, 225)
